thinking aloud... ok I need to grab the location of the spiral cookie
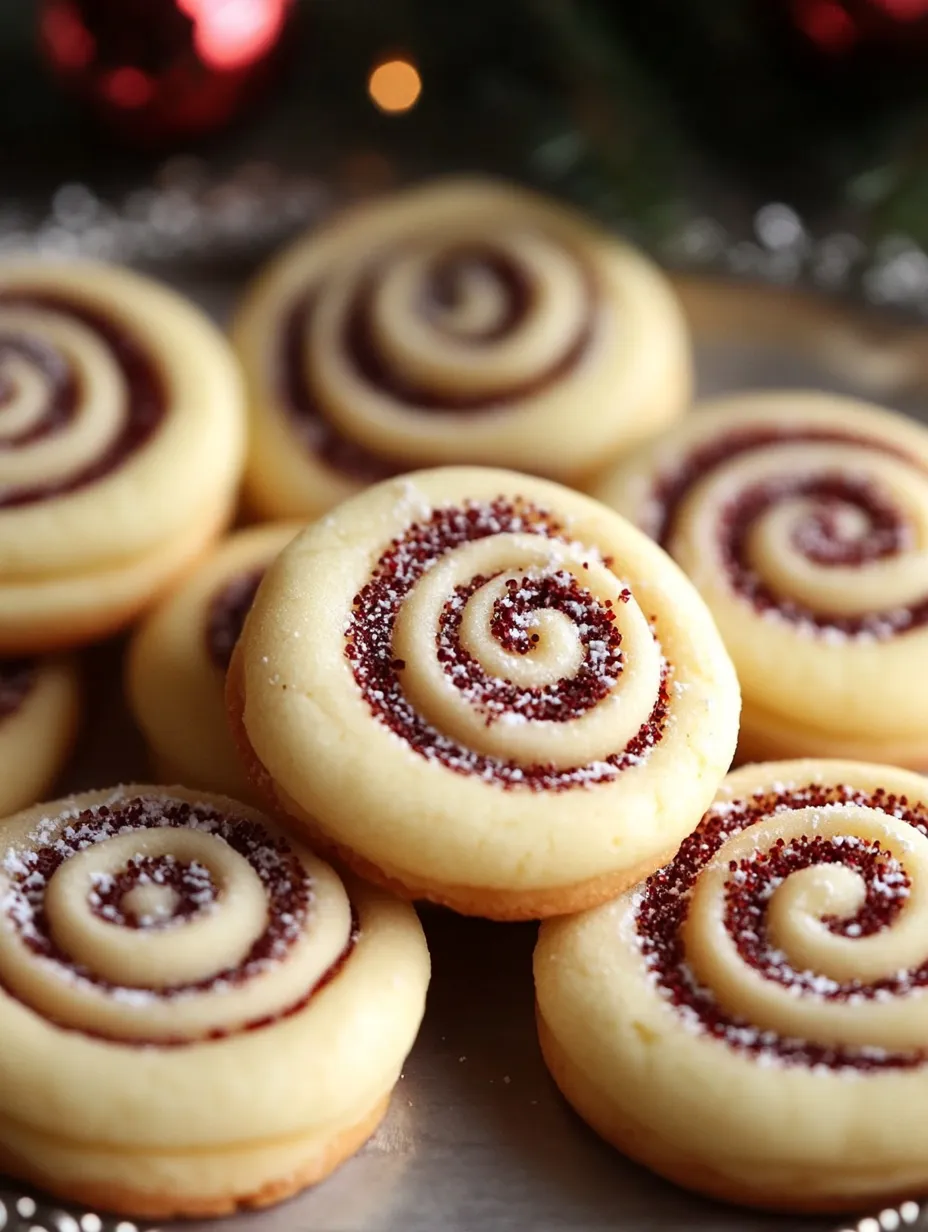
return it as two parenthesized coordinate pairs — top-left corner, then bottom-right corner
(231, 177), (691, 519)
(0, 657), (79, 814)
(595, 391), (928, 767)
(0, 785), (429, 1218)
(0, 259), (245, 652)
(536, 759), (928, 1212)
(127, 522), (304, 801)
(228, 467), (740, 920)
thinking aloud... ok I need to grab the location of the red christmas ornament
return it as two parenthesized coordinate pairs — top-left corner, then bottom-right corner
(792, 0), (928, 55)
(39, 0), (294, 145)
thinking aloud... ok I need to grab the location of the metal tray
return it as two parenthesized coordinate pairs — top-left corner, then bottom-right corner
(3, 274), (928, 1232)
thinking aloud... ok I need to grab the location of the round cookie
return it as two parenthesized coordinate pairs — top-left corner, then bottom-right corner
(0, 258), (245, 652)
(232, 177), (692, 519)
(0, 785), (430, 1219)
(594, 391), (928, 768)
(0, 657), (79, 813)
(228, 467), (740, 921)
(536, 758), (928, 1213)
(127, 522), (304, 801)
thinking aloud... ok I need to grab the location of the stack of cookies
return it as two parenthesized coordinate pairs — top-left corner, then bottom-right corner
(0, 177), (925, 1221)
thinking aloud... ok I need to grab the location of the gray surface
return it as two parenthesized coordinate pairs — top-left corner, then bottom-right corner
(4, 276), (928, 1232)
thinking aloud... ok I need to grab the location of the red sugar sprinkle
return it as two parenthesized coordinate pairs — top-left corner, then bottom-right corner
(0, 797), (356, 1046)
(277, 244), (597, 481)
(345, 498), (669, 789)
(650, 425), (928, 637)
(721, 476), (923, 635)
(637, 783), (928, 1071)
(89, 854), (217, 929)
(0, 291), (166, 508)
(440, 569), (625, 725)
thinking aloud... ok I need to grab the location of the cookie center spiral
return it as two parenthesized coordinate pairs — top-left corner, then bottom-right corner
(637, 783), (928, 1070)
(346, 499), (670, 788)
(91, 853), (216, 929)
(279, 229), (597, 480)
(421, 246), (531, 340)
(653, 425), (928, 636)
(0, 797), (355, 1044)
(789, 490), (903, 565)
(0, 292), (166, 507)
(120, 880), (184, 926)
(0, 333), (76, 444)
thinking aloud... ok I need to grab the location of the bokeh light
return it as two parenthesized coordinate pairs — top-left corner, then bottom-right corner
(368, 59), (422, 114)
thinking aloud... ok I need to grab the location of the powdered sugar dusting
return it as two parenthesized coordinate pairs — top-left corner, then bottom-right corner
(89, 855), (217, 928)
(0, 794), (357, 1044)
(437, 568), (629, 725)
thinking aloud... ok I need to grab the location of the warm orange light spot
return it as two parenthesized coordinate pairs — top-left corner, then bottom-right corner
(368, 59), (421, 114)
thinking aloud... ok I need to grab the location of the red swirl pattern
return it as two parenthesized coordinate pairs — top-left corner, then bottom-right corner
(648, 424), (927, 636)
(637, 782), (928, 1071)
(279, 246), (597, 482)
(345, 498), (670, 790)
(0, 796), (355, 1044)
(0, 292), (165, 507)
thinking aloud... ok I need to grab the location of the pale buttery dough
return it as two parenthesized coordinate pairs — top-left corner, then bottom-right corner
(535, 758), (928, 1213)
(0, 657), (79, 814)
(231, 177), (692, 519)
(594, 390), (928, 768)
(228, 467), (740, 920)
(127, 522), (304, 802)
(0, 785), (429, 1219)
(0, 259), (246, 652)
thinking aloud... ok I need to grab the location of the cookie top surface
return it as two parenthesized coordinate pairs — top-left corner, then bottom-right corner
(0, 258), (245, 580)
(232, 177), (691, 517)
(236, 467), (740, 893)
(595, 391), (928, 751)
(536, 758), (928, 1178)
(0, 785), (429, 1150)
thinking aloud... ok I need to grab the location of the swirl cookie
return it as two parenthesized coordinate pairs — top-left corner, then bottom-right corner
(595, 391), (928, 767)
(228, 467), (740, 920)
(0, 259), (245, 652)
(536, 759), (928, 1212)
(231, 177), (691, 519)
(0, 657), (79, 813)
(127, 522), (303, 801)
(0, 786), (429, 1219)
